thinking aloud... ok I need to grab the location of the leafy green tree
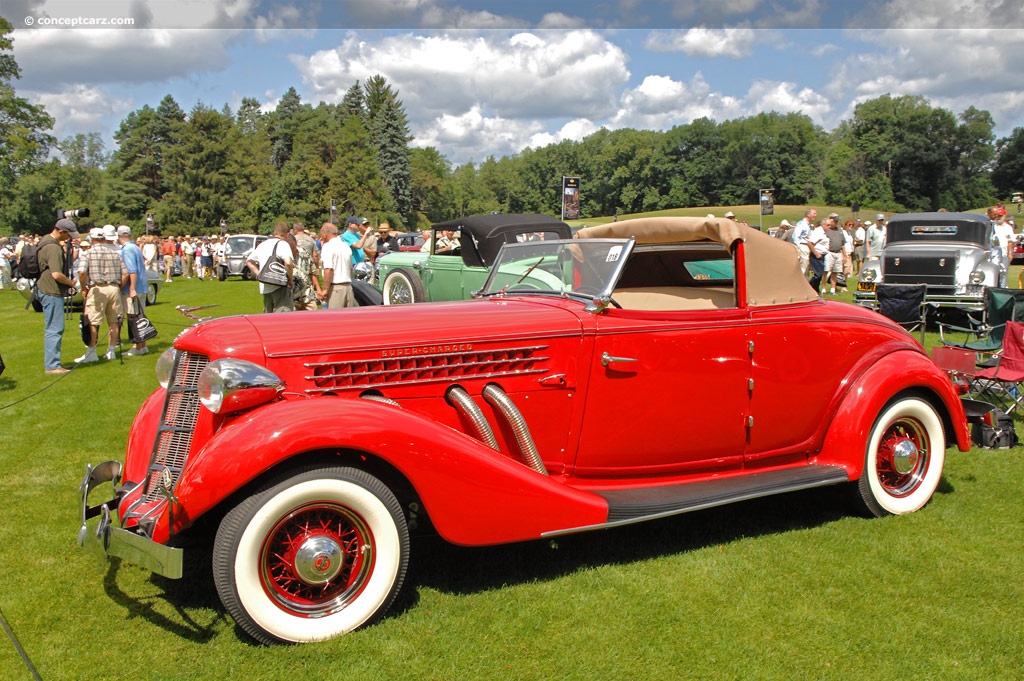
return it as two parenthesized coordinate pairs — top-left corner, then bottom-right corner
(270, 87), (303, 169)
(409, 146), (451, 225)
(341, 82), (364, 121)
(364, 75), (413, 219)
(107, 105), (160, 208)
(231, 96), (276, 231)
(7, 161), (63, 234)
(0, 16), (56, 232)
(992, 128), (1024, 202)
(160, 104), (239, 233)
(845, 95), (959, 211)
(659, 118), (727, 210)
(58, 132), (108, 210)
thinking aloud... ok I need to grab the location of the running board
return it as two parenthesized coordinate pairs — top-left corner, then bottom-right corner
(543, 464), (850, 537)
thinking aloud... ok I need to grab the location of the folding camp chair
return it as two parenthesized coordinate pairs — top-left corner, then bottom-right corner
(939, 287), (1017, 356)
(971, 320), (1024, 415)
(875, 283), (928, 343)
(931, 345), (980, 395)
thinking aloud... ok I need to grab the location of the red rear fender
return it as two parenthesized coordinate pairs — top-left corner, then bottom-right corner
(815, 350), (970, 477)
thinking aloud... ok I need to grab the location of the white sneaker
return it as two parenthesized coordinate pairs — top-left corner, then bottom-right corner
(829, 288), (836, 295)
(124, 347), (150, 357)
(75, 348), (99, 364)
(104, 348), (117, 361)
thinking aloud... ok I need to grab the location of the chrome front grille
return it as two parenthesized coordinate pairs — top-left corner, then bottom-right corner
(304, 345), (549, 393)
(142, 351), (208, 502)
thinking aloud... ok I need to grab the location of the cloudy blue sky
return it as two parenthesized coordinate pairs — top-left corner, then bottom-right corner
(6, 0), (1024, 165)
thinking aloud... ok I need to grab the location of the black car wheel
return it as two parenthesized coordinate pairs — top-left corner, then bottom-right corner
(146, 282), (158, 305)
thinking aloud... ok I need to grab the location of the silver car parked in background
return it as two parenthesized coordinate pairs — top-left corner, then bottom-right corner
(217, 234), (267, 281)
(855, 212), (1002, 312)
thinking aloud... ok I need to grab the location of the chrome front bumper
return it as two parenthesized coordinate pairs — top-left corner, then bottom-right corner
(854, 290), (985, 311)
(77, 461), (183, 579)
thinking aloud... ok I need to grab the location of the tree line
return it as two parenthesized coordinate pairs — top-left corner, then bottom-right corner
(2, 17), (1023, 236)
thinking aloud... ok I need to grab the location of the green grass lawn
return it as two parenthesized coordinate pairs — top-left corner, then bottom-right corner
(0, 273), (1022, 680)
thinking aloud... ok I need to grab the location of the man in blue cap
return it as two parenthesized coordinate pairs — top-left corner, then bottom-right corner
(342, 216), (373, 266)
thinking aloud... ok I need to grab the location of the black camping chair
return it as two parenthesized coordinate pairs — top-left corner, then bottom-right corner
(875, 283), (928, 343)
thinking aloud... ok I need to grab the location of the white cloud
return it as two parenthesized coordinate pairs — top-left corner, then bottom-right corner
(612, 73), (745, 129)
(745, 80), (831, 121)
(13, 28), (236, 88)
(666, 0), (764, 21)
(413, 105), (548, 162)
(294, 30), (630, 161)
(645, 28), (760, 58)
(828, 29), (1024, 134)
(526, 118), (601, 149)
(854, 0), (1024, 29)
(30, 84), (133, 141)
(537, 13), (589, 30)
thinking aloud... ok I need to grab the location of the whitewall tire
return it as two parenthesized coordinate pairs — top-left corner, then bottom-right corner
(857, 397), (945, 517)
(213, 466), (409, 644)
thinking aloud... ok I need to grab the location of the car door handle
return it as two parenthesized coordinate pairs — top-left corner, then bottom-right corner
(601, 352), (638, 367)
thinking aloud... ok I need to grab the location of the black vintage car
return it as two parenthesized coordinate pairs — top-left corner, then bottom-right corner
(855, 212), (1003, 311)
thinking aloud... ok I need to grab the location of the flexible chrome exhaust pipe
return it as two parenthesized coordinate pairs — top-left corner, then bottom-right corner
(482, 384), (548, 476)
(446, 386), (500, 450)
(360, 394), (401, 407)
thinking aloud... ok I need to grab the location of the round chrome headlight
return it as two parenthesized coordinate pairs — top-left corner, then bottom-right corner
(198, 358), (284, 414)
(155, 348), (178, 388)
(863, 270), (877, 282)
(969, 271), (985, 285)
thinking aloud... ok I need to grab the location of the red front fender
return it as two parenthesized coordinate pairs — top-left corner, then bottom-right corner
(167, 397), (608, 546)
(815, 350), (970, 477)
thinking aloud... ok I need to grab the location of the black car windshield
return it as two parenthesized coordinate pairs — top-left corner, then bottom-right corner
(479, 238), (633, 299)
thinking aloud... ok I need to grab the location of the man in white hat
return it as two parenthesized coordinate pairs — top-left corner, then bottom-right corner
(75, 224), (126, 363)
(774, 219), (793, 241)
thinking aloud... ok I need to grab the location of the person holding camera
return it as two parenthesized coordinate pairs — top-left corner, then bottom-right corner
(38, 218), (81, 374)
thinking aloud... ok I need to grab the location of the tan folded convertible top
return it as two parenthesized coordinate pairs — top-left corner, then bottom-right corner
(576, 217), (817, 307)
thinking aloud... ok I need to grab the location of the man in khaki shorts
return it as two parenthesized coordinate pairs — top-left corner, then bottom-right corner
(76, 224), (127, 363)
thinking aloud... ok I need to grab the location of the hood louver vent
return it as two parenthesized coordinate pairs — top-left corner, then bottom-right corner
(304, 345), (549, 393)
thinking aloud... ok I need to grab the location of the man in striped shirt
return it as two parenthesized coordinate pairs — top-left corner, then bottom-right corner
(76, 224), (127, 363)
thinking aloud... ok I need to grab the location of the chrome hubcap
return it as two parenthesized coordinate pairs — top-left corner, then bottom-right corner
(891, 438), (920, 475)
(293, 536), (345, 585)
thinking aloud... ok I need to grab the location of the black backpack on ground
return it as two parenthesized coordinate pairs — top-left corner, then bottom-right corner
(16, 243), (41, 279)
(971, 408), (1019, 449)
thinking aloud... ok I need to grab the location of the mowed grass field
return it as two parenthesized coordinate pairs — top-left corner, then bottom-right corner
(0, 238), (1022, 680)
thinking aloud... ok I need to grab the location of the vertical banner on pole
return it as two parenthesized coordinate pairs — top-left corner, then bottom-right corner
(562, 177), (581, 220)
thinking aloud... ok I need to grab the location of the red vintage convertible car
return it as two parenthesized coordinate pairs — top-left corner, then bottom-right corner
(78, 216), (973, 644)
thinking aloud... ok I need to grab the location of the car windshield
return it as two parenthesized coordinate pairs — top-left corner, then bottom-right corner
(479, 238), (634, 300)
(225, 236), (255, 255)
(886, 220), (989, 246)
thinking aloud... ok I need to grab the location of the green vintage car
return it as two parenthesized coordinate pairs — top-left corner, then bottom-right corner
(376, 213), (573, 304)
